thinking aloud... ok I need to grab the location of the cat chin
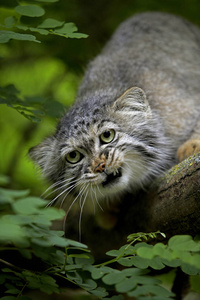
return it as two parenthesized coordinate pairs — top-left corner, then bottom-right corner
(97, 171), (132, 198)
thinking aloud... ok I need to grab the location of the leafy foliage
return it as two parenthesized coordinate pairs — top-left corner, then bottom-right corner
(0, 84), (65, 122)
(0, 187), (200, 300)
(0, 0), (87, 122)
(0, 1), (88, 44)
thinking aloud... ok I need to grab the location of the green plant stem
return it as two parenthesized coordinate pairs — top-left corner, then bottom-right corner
(18, 282), (28, 299)
(55, 272), (89, 292)
(95, 231), (163, 268)
(0, 258), (23, 272)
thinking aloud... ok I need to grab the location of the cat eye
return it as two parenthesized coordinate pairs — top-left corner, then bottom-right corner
(100, 129), (115, 144)
(65, 150), (83, 164)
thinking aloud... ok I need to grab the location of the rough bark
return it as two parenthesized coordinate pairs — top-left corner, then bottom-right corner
(65, 152), (200, 259)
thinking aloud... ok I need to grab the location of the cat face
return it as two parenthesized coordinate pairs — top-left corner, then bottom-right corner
(30, 87), (169, 205)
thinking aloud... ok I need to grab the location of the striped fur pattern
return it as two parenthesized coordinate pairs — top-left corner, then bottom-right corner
(30, 12), (200, 213)
(29, 87), (173, 208)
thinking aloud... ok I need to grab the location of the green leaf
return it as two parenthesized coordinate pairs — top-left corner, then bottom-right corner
(87, 266), (112, 280)
(128, 284), (174, 298)
(43, 99), (65, 118)
(124, 256), (149, 269)
(53, 23), (88, 39)
(149, 257), (165, 270)
(15, 5), (45, 17)
(40, 274), (59, 294)
(169, 235), (200, 252)
(89, 287), (108, 298)
(38, 18), (64, 29)
(181, 263), (200, 275)
(16, 25), (49, 36)
(75, 254), (94, 266)
(4, 17), (17, 28)
(80, 278), (97, 290)
(0, 84), (65, 121)
(65, 238), (88, 249)
(23, 271), (59, 294)
(136, 246), (154, 260)
(12, 197), (46, 215)
(106, 244), (135, 257)
(0, 30), (40, 43)
(0, 220), (29, 247)
(115, 277), (137, 293)
(37, 207), (65, 221)
(5, 288), (20, 294)
(102, 271), (125, 285)
(0, 188), (30, 199)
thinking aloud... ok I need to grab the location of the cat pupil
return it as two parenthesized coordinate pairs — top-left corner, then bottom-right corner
(103, 131), (111, 138)
(70, 151), (77, 158)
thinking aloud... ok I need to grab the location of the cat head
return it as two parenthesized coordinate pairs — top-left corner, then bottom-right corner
(29, 87), (167, 203)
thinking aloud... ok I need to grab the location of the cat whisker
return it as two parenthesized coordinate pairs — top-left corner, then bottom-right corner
(96, 184), (105, 199)
(91, 184), (104, 212)
(42, 176), (75, 199)
(79, 183), (90, 242)
(65, 182), (87, 216)
(47, 179), (82, 207)
(90, 183), (96, 215)
(62, 182), (87, 233)
(58, 179), (85, 209)
(44, 177), (81, 200)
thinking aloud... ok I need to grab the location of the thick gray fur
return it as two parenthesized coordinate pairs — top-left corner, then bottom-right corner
(30, 12), (200, 204)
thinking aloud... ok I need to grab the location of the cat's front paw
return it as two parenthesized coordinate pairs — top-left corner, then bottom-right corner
(177, 139), (200, 162)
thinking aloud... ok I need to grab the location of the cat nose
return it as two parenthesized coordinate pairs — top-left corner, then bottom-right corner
(94, 161), (106, 173)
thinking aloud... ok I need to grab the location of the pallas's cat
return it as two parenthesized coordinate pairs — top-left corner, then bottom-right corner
(30, 12), (200, 212)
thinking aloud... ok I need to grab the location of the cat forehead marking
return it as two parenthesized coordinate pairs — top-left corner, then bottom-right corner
(66, 123), (99, 152)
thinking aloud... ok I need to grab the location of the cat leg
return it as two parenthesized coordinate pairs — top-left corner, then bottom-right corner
(177, 118), (200, 162)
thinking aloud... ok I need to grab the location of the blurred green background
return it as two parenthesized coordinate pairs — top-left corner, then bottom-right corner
(1, 0), (200, 196)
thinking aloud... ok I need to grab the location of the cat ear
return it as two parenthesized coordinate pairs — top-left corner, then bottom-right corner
(29, 136), (56, 177)
(113, 87), (152, 118)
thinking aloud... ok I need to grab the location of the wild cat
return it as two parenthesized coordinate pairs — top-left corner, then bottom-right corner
(30, 12), (200, 222)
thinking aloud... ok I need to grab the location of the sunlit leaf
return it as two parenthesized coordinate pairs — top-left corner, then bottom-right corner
(169, 235), (200, 252)
(136, 246), (154, 260)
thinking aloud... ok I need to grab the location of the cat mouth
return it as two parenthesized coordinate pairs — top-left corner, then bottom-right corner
(102, 168), (122, 187)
